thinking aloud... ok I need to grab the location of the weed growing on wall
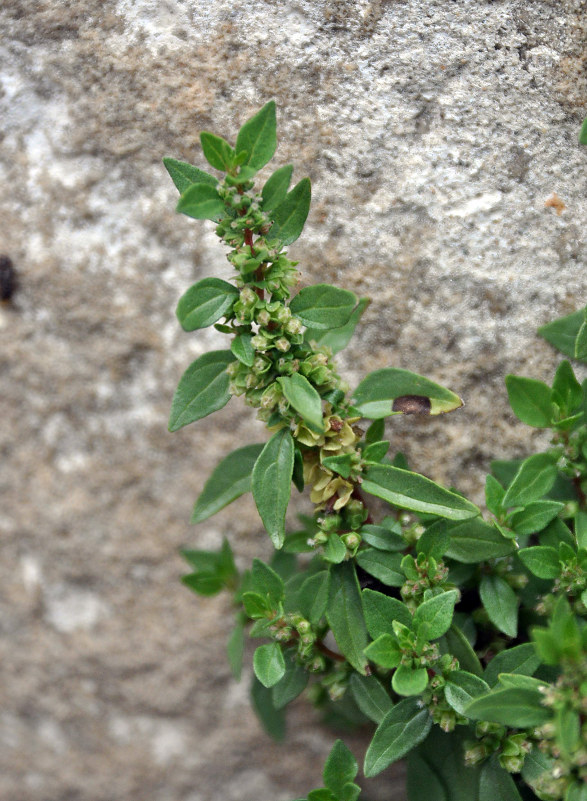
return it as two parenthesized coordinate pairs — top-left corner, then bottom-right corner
(164, 103), (587, 801)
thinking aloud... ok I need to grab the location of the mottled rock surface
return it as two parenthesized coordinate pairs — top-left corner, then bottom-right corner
(0, 1), (585, 799)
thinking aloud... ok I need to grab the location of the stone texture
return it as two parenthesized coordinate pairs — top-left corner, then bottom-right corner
(0, 1), (585, 799)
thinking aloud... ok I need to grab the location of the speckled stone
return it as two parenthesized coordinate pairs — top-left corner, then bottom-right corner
(0, 1), (585, 799)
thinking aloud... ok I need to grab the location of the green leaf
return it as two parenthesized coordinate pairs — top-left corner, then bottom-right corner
(444, 671), (490, 716)
(253, 642), (286, 688)
(290, 283), (358, 331)
(162, 157), (218, 193)
(323, 740), (359, 797)
(349, 673), (393, 724)
(191, 443), (263, 523)
(580, 117), (587, 145)
(177, 182), (225, 220)
(538, 309), (585, 359)
(297, 571), (329, 624)
(502, 452), (558, 507)
(305, 297), (370, 354)
(407, 728), (482, 801)
(169, 350), (234, 431)
(353, 368), (463, 419)
(575, 318), (587, 361)
(227, 618), (245, 680)
(509, 500), (564, 535)
(362, 441), (390, 463)
(505, 375), (553, 427)
(441, 624), (483, 676)
(444, 518), (516, 563)
(518, 546), (561, 579)
(261, 164), (293, 211)
(251, 558), (284, 606)
(497, 673), (548, 691)
(364, 634), (402, 669)
(485, 474), (505, 516)
(355, 549), (404, 587)
(484, 643), (541, 686)
(413, 590), (459, 640)
(464, 687), (550, 728)
(365, 419), (385, 444)
(235, 100), (277, 170)
(250, 675), (285, 741)
(200, 131), (235, 171)
(364, 698), (432, 778)
(552, 360), (583, 415)
(326, 562), (370, 674)
(360, 523), (405, 552)
(392, 664), (429, 696)
(479, 575), (518, 638)
(252, 429), (295, 549)
(576, 510), (587, 550)
(522, 747), (555, 797)
(479, 757), (523, 801)
(362, 589), (413, 638)
(416, 522), (450, 561)
(323, 532), (347, 563)
(181, 573), (223, 596)
(278, 373), (324, 432)
(321, 453), (355, 479)
(271, 177), (311, 245)
(362, 464), (480, 521)
(176, 277), (239, 332)
(272, 653), (308, 708)
(242, 591), (271, 618)
(231, 332), (255, 367)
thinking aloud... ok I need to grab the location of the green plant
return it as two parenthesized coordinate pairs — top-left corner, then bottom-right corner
(164, 102), (587, 801)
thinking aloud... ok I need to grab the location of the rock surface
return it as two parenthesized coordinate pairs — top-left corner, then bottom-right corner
(0, 1), (585, 799)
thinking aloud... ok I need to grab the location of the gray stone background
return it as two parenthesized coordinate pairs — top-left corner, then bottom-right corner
(1, 1), (585, 799)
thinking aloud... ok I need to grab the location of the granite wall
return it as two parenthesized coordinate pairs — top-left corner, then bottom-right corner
(0, 1), (585, 799)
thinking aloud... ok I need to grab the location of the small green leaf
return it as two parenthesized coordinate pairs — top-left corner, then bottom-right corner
(510, 500), (564, 535)
(321, 453), (355, 479)
(392, 664), (428, 696)
(253, 642), (286, 688)
(484, 643), (540, 686)
(413, 590), (459, 640)
(364, 698), (432, 778)
(505, 375), (553, 427)
(162, 157), (217, 193)
(485, 474), (505, 516)
(576, 510), (587, 550)
(251, 675), (285, 741)
(326, 562), (369, 674)
(305, 297), (370, 354)
(416, 521), (450, 560)
(323, 740), (359, 797)
(235, 100), (277, 170)
(251, 558), (284, 606)
(552, 360), (583, 415)
(538, 309), (585, 359)
(518, 546), (561, 579)
(231, 333), (255, 366)
(200, 131), (235, 170)
(262, 164), (293, 211)
(272, 653), (308, 708)
(278, 373), (324, 432)
(362, 464), (480, 521)
(271, 177), (312, 245)
(355, 549), (404, 587)
(353, 368), (463, 418)
(227, 618), (245, 680)
(323, 532), (347, 563)
(169, 350), (234, 431)
(181, 573), (223, 596)
(176, 277), (239, 331)
(580, 117), (587, 145)
(362, 589), (413, 638)
(252, 429), (295, 549)
(365, 418), (385, 444)
(242, 591), (271, 618)
(444, 671), (490, 716)
(464, 687), (550, 727)
(480, 575), (518, 638)
(297, 571), (329, 624)
(502, 452), (558, 507)
(479, 757), (523, 801)
(360, 523), (405, 552)
(575, 319), (587, 361)
(364, 634), (402, 669)
(349, 674), (393, 724)
(177, 182), (225, 220)
(290, 283), (358, 331)
(191, 443), (263, 523)
(445, 518), (516, 563)
(521, 747), (556, 798)
(362, 440), (390, 463)
(442, 624), (483, 676)
(497, 673), (548, 691)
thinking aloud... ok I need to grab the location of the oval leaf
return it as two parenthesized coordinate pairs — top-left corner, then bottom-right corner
(502, 452), (558, 508)
(253, 642), (286, 688)
(169, 350), (234, 432)
(252, 428), (294, 549)
(480, 575), (518, 638)
(191, 443), (264, 523)
(271, 177), (312, 245)
(278, 373), (324, 432)
(290, 283), (358, 330)
(305, 297), (370, 354)
(505, 375), (552, 428)
(177, 182), (225, 220)
(362, 464), (480, 521)
(262, 164), (293, 211)
(235, 100), (277, 170)
(326, 562), (369, 674)
(479, 757), (523, 801)
(445, 671), (490, 716)
(200, 131), (235, 171)
(464, 687), (550, 728)
(413, 590), (459, 640)
(364, 698), (432, 778)
(176, 277), (238, 331)
(163, 157), (218, 193)
(349, 674), (393, 724)
(231, 332), (255, 366)
(353, 368), (463, 419)
(444, 518), (515, 563)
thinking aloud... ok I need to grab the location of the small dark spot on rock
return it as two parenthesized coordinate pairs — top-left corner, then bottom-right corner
(392, 395), (431, 415)
(0, 255), (16, 301)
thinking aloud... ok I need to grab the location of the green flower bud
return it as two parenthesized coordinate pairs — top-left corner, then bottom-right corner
(275, 337), (291, 352)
